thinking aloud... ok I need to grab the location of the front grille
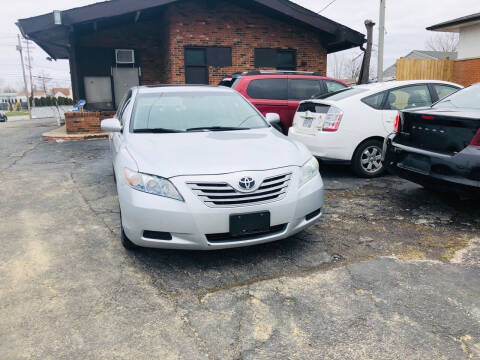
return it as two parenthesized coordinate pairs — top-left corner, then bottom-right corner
(206, 224), (288, 243)
(187, 173), (292, 208)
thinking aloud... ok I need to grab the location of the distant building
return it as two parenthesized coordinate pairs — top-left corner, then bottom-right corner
(51, 88), (72, 99)
(427, 12), (480, 86)
(383, 50), (457, 81)
(16, 91), (47, 101)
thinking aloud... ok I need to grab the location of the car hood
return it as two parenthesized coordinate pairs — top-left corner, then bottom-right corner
(126, 128), (311, 178)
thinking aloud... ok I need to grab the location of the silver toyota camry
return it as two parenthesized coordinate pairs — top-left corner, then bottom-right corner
(101, 86), (324, 250)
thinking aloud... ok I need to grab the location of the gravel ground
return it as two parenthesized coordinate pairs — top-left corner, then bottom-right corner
(1, 118), (479, 359)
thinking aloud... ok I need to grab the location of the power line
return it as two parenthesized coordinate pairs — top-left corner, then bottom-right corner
(317, 0), (339, 13)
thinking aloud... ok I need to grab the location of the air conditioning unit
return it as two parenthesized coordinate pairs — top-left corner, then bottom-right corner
(115, 49), (135, 64)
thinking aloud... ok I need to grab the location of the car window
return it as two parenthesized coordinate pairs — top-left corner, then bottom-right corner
(386, 85), (432, 110)
(362, 92), (385, 110)
(325, 80), (348, 93)
(434, 83), (480, 110)
(132, 91), (268, 131)
(246, 79), (288, 100)
(288, 79), (322, 100)
(433, 84), (459, 100)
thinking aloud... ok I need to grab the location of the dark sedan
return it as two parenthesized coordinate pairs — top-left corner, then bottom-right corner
(383, 83), (480, 195)
(0, 112), (7, 122)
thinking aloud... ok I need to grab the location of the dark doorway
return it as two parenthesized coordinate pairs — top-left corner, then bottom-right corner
(185, 48), (209, 84)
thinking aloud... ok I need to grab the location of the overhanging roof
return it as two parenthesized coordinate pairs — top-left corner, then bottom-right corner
(427, 12), (480, 32)
(17, 0), (365, 59)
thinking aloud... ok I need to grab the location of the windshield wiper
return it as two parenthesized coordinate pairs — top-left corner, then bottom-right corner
(186, 126), (249, 132)
(133, 128), (184, 133)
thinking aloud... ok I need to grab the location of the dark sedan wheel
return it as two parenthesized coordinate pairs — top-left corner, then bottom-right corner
(352, 140), (385, 178)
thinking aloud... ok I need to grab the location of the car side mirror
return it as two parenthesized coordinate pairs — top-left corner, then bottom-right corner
(101, 118), (122, 133)
(265, 113), (282, 132)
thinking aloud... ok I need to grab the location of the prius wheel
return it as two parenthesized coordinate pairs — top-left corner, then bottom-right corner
(352, 140), (385, 178)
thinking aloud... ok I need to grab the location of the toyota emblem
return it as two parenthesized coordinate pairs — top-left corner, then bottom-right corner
(239, 177), (255, 191)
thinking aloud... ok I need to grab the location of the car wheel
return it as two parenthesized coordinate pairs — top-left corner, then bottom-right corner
(352, 140), (385, 178)
(120, 215), (138, 250)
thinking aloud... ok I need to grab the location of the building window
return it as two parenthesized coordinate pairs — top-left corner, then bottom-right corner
(254, 49), (297, 70)
(185, 46), (232, 84)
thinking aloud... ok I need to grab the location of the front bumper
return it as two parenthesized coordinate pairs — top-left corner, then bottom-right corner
(119, 167), (324, 250)
(384, 133), (480, 193)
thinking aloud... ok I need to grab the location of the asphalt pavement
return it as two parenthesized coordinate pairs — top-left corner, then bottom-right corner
(0, 118), (479, 359)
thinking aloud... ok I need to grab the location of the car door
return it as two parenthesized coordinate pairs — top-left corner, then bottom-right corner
(287, 78), (323, 130)
(381, 84), (432, 133)
(244, 78), (289, 130)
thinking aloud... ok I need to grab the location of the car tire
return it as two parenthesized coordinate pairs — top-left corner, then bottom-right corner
(120, 215), (138, 250)
(352, 139), (385, 178)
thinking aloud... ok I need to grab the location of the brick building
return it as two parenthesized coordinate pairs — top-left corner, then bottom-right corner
(18, 0), (364, 110)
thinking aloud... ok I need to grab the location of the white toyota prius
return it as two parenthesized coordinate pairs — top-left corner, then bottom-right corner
(101, 86), (324, 250)
(288, 80), (462, 177)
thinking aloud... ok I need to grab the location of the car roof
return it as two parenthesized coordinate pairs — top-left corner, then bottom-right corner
(136, 85), (235, 94)
(354, 80), (461, 91)
(302, 80), (462, 104)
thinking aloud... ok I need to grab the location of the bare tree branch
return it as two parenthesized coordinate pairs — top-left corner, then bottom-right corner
(425, 33), (459, 53)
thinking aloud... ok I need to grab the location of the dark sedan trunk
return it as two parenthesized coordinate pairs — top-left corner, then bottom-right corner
(395, 108), (480, 155)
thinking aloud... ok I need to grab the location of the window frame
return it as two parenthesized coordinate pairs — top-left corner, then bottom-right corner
(287, 78), (324, 101)
(361, 91), (387, 110)
(246, 78), (288, 100)
(381, 83), (436, 110)
(429, 83), (461, 103)
(324, 80), (348, 94)
(254, 48), (297, 70)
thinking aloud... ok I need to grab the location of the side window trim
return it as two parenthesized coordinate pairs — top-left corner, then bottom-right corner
(427, 83), (438, 103)
(383, 84), (432, 111)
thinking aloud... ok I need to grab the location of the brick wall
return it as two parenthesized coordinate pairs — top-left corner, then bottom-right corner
(65, 111), (115, 134)
(76, 0), (328, 90)
(453, 58), (480, 87)
(165, 0), (327, 84)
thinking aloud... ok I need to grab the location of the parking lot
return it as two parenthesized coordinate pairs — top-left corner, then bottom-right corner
(1, 118), (479, 359)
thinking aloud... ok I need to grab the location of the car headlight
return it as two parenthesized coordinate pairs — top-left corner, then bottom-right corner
(124, 168), (184, 201)
(299, 157), (319, 187)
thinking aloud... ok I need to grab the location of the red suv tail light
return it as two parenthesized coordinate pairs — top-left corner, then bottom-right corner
(322, 106), (343, 132)
(471, 128), (480, 146)
(393, 113), (401, 133)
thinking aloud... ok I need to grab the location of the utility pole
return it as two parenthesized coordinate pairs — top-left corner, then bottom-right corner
(16, 34), (31, 119)
(377, 0), (386, 82)
(25, 39), (35, 108)
(358, 20), (375, 85)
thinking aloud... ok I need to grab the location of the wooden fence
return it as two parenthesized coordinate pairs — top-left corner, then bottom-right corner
(396, 58), (455, 82)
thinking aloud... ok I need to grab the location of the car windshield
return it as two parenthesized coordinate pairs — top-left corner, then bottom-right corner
(433, 84), (480, 110)
(315, 87), (367, 101)
(131, 91), (268, 132)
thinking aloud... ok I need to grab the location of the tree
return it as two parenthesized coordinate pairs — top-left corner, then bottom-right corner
(35, 71), (53, 94)
(426, 33), (459, 53)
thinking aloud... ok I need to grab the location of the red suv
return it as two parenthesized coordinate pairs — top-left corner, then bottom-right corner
(222, 71), (349, 133)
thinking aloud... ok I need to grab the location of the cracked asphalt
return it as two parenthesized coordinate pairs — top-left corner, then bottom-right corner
(1, 118), (479, 359)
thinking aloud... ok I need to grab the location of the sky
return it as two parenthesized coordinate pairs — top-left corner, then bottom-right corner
(0, 0), (479, 91)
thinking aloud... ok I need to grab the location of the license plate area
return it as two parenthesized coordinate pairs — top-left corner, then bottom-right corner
(303, 118), (313, 128)
(230, 211), (270, 237)
(398, 153), (431, 175)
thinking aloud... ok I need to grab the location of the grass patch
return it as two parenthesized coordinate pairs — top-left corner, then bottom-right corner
(5, 111), (29, 117)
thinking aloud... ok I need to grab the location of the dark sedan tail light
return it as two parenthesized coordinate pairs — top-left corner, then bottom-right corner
(471, 128), (480, 146)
